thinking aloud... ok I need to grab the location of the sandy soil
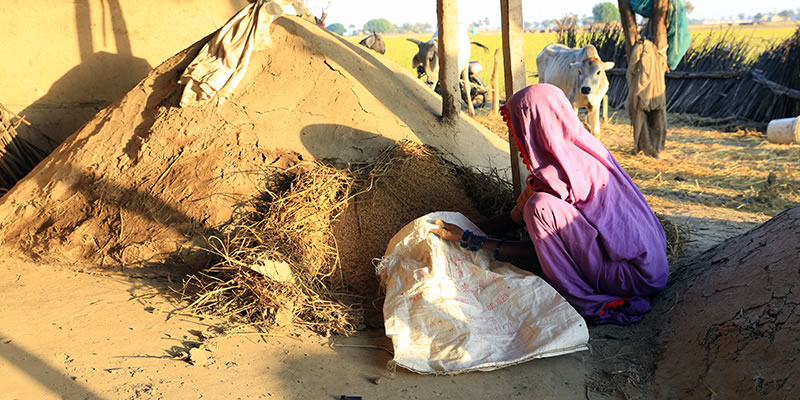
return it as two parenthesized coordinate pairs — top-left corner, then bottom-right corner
(1, 258), (594, 399)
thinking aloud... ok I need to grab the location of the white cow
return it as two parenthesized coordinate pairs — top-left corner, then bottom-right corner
(536, 43), (614, 136)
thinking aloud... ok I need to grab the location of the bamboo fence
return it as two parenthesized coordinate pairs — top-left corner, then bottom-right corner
(558, 25), (800, 123)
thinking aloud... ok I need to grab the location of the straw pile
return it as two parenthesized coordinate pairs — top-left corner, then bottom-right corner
(180, 159), (364, 335)
(181, 141), (505, 334)
(333, 143), (501, 298)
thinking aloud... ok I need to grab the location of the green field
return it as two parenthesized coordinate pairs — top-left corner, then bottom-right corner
(347, 24), (797, 100)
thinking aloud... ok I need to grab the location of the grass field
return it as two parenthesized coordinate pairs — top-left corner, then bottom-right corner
(347, 23), (798, 99)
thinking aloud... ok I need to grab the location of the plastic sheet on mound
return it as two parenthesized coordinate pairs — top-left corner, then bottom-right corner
(179, 0), (302, 107)
(376, 211), (589, 374)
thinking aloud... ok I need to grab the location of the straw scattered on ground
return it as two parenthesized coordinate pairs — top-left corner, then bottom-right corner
(180, 160), (365, 336)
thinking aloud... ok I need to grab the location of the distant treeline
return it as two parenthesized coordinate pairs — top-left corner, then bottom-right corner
(326, 19), (434, 35)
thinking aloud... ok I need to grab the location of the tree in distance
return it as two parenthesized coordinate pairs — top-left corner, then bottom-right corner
(592, 2), (620, 24)
(327, 22), (346, 35)
(364, 18), (396, 34)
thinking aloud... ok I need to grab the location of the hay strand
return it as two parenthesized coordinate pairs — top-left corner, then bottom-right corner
(655, 213), (691, 261)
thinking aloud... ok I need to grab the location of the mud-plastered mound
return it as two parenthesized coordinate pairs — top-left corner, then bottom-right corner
(653, 204), (800, 398)
(0, 16), (510, 267)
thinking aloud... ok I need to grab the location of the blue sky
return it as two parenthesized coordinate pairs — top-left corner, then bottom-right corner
(302, 1), (800, 28)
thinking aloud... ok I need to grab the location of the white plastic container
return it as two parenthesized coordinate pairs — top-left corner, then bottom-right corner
(766, 116), (800, 145)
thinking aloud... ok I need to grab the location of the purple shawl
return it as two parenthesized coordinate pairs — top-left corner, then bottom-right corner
(501, 84), (668, 324)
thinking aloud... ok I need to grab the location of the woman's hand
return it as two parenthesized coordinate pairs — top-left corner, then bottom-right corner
(429, 219), (464, 242)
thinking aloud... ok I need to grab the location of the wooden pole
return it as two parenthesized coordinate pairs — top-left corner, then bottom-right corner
(491, 48), (500, 115)
(618, 0), (639, 60)
(651, 0), (668, 52)
(437, 0), (459, 124)
(500, 0), (525, 198)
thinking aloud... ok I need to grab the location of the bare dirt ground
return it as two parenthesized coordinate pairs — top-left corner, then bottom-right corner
(4, 110), (795, 399)
(0, 259), (589, 400)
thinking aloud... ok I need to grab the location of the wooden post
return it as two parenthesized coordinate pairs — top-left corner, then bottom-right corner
(500, 0), (525, 198)
(437, 0), (459, 124)
(491, 48), (500, 115)
(651, 0), (668, 51)
(618, 0), (639, 60)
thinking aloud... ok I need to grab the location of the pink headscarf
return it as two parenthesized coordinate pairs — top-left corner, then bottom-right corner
(500, 84), (665, 263)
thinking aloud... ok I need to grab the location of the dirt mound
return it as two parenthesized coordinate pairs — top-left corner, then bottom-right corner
(653, 204), (800, 398)
(0, 16), (509, 267)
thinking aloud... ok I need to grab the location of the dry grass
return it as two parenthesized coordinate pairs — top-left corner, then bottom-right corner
(179, 141), (509, 335)
(180, 161), (370, 336)
(655, 212), (691, 262)
(0, 103), (49, 191)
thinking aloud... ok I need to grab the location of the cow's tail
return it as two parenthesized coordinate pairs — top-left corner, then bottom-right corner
(471, 41), (490, 52)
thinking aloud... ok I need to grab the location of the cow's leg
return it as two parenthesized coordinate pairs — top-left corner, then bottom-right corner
(589, 104), (600, 136)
